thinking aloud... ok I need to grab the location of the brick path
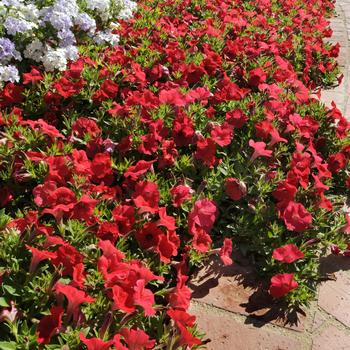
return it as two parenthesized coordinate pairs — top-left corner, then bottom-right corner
(189, 2), (350, 348)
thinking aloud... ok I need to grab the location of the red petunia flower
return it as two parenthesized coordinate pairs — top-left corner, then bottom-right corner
(249, 139), (273, 162)
(225, 178), (247, 201)
(220, 238), (233, 266)
(22, 66), (43, 85)
(25, 245), (57, 273)
(118, 328), (155, 350)
(269, 273), (298, 298)
(272, 244), (304, 263)
(132, 181), (160, 214)
(188, 199), (218, 234)
(194, 137), (217, 167)
(133, 279), (156, 316)
(170, 185), (192, 207)
(79, 333), (114, 350)
(37, 306), (64, 344)
(54, 283), (95, 321)
(282, 201), (312, 232)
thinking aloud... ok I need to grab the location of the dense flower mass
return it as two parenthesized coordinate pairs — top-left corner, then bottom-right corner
(0, 0), (349, 348)
(0, 0), (137, 84)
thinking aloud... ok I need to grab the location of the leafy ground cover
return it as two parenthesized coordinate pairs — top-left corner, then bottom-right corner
(0, 0), (350, 348)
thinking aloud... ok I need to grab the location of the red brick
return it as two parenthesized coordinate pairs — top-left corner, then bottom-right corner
(190, 303), (304, 350)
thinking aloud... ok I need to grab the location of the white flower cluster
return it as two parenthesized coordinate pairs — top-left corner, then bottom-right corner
(0, 0), (137, 85)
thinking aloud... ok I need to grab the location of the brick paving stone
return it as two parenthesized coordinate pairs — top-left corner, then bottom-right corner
(189, 256), (306, 331)
(312, 325), (350, 350)
(318, 255), (350, 327)
(190, 303), (304, 350)
(312, 311), (328, 333)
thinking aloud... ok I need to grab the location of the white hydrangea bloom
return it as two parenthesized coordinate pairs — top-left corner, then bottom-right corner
(86, 0), (110, 13)
(24, 39), (44, 62)
(0, 64), (20, 83)
(42, 47), (68, 71)
(94, 29), (120, 46)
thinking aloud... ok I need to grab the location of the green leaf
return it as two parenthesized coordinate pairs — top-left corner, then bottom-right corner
(0, 341), (17, 350)
(0, 297), (9, 307)
(2, 285), (19, 297)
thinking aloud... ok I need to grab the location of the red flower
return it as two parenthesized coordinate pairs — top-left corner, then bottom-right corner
(194, 137), (217, 167)
(135, 222), (162, 249)
(272, 244), (304, 263)
(170, 185), (192, 207)
(220, 238), (233, 265)
(25, 245), (57, 273)
(156, 207), (177, 231)
(132, 181), (160, 214)
(248, 67), (267, 87)
(249, 140), (272, 161)
(226, 109), (248, 129)
(118, 328), (155, 350)
(210, 122), (234, 147)
(124, 160), (155, 180)
(188, 199), (218, 234)
(269, 273), (298, 298)
(37, 306), (64, 344)
(111, 285), (135, 313)
(71, 117), (101, 139)
(91, 153), (114, 184)
(173, 112), (195, 147)
(328, 153), (347, 173)
(54, 283), (95, 321)
(282, 201), (312, 232)
(133, 279), (156, 316)
(71, 195), (97, 221)
(225, 178), (247, 200)
(159, 88), (186, 107)
(54, 77), (86, 98)
(80, 333), (113, 350)
(22, 66), (43, 85)
(192, 227), (212, 253)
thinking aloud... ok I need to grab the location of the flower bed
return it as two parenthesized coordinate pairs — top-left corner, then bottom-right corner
(0, 0), (137, 85)
(0, 0), (349, 348)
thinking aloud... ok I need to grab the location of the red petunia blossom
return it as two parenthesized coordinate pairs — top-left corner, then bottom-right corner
(111, 284), (135, 313)
(133, 279), (156, 316)
(51, 244), (83, 276)
(132, 181), (160, 214)
(272, 180), (297, 203)
(159, 88), (187, 107)
(194, 137), (217, 167)
(269, 273), (298, 298)
(188, 199), (218, 234)
(272, 244), (304, 263)
(210, 122), (234, 147)
(249, 139), (273, 162)
(156, 207), (177, 231)
(192, 227), (212, 253)
(93, 79), (119, 103)
(124, 160), (155, 181)
(118, 328), (155, 350)
(167, 309), (202, 347)
(173, 111), (195, 147)
(225, 177), (247, 200)
(226, 109), (248, 129)
(248, 67), (267, 87)
(71, 117), (101, 139)
(220, 238), (233, 266)
(54, 77), (86, 98)
(0, 83), (24, 107)
(168, 281), (192, 310)
(135, 222), (162, 249)
(91, 153), (114, 184)
(282, 201), (312, 232)
(328, 153), (347, 173)
(22, 66), (43, 85)
(170, 185), (192, 207)
(71, 195), (97, 221)
(25, 245), (57, 273)
(36, 306), (64, 344)
(79, 333), (114, 350)
(54, 283), (95, 321)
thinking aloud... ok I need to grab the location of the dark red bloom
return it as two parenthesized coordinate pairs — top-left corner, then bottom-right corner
(188, 199), (218, 234)
(37, 306), (64, 344)
(225, 178), (247, 200)
(23, 67), (43, 85)
(132, 181), (160, 214)
(170, 185), (192, 207)
(194, 137), (217, 167)
(249, 140), (272, 161)
(272, 244), (304, 263)
(269, 273), (298, 298)
(71, 117), (101, 139)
